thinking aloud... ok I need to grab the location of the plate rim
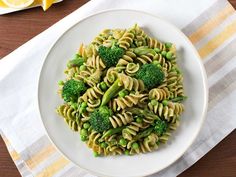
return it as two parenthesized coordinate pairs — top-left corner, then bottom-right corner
(37, 9), (209, 177)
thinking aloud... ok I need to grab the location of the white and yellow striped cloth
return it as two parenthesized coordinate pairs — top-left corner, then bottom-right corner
(0, 0), (236, 176)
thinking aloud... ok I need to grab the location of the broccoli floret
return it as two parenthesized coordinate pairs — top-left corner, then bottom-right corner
(89, 106), (113, 132)
(62, 79), (87, 102)
(154, 120), (168, 136)
(136, 63), (164, 89)
(67, 54), (85, 68)
(98, 45), (124, 67)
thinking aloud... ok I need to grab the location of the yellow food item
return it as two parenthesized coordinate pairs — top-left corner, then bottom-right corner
(0, 0), (55, 10)
(0, 1), (8, 7)
(41, 0), (54, 11)
(2, 0), (34, 8)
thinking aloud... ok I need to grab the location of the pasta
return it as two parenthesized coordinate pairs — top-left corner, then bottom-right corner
(118, 73), (145, 92)
(56, 24), (187, 156)
(117, 50), (137, 67)
(80, 84), (104, 102)
(135, 52), (155, 64)
(109, 111), (133, 128)
(118, 29), (135, 50)
(112, 93), (147, 110)
(125, 63), (140, 76)
(85, 55), (106, 70)
(149, 87), (170, 101)
(147, 37), (166, 50)
(56, 105), (79, 131)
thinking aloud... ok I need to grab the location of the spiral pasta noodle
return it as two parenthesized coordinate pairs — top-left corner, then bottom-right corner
(109, 111), (133, 128)
(92, 29), (112, 46)
(125, 63), (140, 76)
(116, 50), (137, 67)
(64, 67), (80, 79)
(86, 55), (106, 70)
(118, 29), (135, 50)
(136, 53), (155, 64)
(148, 101), (184, 122)
(56, 105), (79, 131)
(122, 122), (148, 141)
(112, 29), (125, 39)
(56, 105), (76, 120)
(80, 85), (104, 102)
(85, 44), (98, 58)
(147, 37), (166, 50)
(78, 44), (88, 59)
(86, 99), (101, 112)
(127, 133), (159, 154)
(104, 67), (119, 87)
(118, 73), (145, 92)
(153, 53), (172, 72)
(149, 87), (170, 101)
(133, 24), (148, 47)
(112, 93), (147, 110)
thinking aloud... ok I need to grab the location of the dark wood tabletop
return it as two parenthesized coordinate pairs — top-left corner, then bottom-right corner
(0, 0), (236, 177)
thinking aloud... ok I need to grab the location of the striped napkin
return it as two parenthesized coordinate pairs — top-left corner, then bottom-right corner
(0, 0), (236, 176)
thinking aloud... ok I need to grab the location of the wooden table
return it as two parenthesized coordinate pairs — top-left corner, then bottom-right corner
(0, 0), (235, 176)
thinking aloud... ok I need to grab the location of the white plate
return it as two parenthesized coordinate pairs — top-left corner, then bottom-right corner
(38, 10), (208, 177)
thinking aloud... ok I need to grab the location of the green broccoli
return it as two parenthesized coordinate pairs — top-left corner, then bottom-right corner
(136, 63), (164, 89)
(62, 79), (87, 102)
(67, 54), (85, 68)
(154, 119), (168, 136)
(98, 44), (124, 67)
(89, 106), (113, 132)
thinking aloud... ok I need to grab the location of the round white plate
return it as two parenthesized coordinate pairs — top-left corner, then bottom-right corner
(38, 10), (208, 177)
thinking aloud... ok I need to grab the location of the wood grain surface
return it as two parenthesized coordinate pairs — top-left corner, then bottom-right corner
(0, 0), (235, 177)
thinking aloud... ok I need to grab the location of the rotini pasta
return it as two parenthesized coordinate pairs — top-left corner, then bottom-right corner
(147, 37), (166, 50)
(118, 73), (145, 92)
(117, 50), (137, 67)
(132, 24), (148, 47)
(128, 133), (159, 154)
(56, 105), (79, 131)
(147, 101), (184, 122)
(109, 111), (133, 128)
(118, 29), (135, 50)
(56, 24), (187, 156)
(103, 67), (119, 87)
(136, 53), (155, 64)
(149, 87), (170, 101)
(112, 93), (147, 110)
(92, 29), (112, 46)
(80, 85), (104, 102)
(125, 63), (140, 76)
(86, 55), (106, 70)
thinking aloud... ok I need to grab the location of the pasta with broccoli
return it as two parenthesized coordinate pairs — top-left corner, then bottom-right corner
(56, 24), (187, 156)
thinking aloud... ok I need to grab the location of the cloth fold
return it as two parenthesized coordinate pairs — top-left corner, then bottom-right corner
(0, 0), (235, 176)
